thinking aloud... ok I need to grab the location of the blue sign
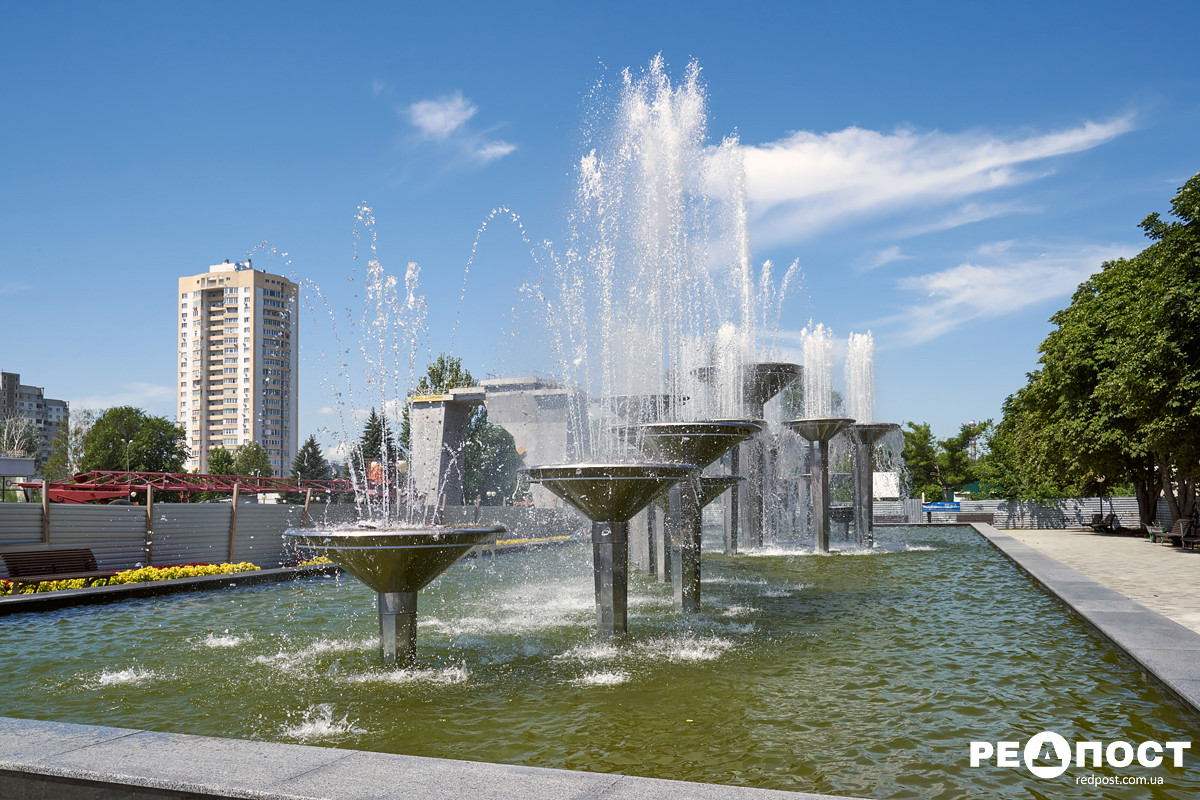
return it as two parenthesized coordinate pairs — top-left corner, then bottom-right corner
(922, 502), (961, 512)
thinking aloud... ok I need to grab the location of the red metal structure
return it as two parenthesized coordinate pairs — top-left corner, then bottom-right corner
(19, 471), (355, 504)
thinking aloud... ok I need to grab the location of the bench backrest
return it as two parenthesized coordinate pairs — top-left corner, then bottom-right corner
(1, 548), (99, 577)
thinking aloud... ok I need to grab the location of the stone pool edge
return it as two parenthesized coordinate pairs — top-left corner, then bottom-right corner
(0, 717), (867, 800)
(970, 522), (1200, 719)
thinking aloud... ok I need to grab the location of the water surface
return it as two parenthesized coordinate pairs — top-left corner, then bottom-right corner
(2, 525), (1196, 799)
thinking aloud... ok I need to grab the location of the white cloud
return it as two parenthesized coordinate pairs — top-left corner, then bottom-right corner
(742, 116), (1134, 245)
(899, 200), (1040, 237)
(474, 140), (518, 163)
(877, 242), (1138, 347)
(0, 283), (31, 295)
(409, 92), (478, 140)
(861, 245), (907, 272)
(404, 91), (517, 164)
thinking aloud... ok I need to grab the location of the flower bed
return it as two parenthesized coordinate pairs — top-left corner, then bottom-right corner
(1, 562), (261, 595)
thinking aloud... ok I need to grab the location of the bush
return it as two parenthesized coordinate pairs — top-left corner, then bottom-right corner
(0, 561), (261, 595)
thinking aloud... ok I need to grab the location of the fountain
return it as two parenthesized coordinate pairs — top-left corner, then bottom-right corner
(637, 421), (760, 611)
(694, 362), (800, 552)
(787, 325), (852, 554)
(286, 525), (503, 666)
(846, 332), (900, 547)
(521, 463), (692, 635)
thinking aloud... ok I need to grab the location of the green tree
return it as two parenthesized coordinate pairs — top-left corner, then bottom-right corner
(282, 435), (332, 503)
(358, 408), (396, 463)
(901, 422), (939, 499)
(462, 407), (524, 504)
(933, 420), (989, 500)
(232, 441), (273, 478)
(207, 447), (235, 475)
(80, 406), (188, 474)
(986, 175), (1200, 523)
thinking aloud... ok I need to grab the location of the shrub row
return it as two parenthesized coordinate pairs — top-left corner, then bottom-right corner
(1, 562), (261, 595)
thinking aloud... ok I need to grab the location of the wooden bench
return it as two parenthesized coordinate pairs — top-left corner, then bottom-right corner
(1156, 519), (1191, 547)
(1, 548), (118, 594)
(1087, 513), (1117, 532)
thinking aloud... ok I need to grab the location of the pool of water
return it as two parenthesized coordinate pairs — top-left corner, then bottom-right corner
(2, 525), (1197, 799)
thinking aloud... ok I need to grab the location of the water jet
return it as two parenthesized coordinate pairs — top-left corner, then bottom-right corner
(521, 463), (692, 635)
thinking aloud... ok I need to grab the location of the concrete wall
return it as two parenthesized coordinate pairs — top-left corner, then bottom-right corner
(0, 502), (307, 578)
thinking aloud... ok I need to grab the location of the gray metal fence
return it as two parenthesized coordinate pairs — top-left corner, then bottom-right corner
(0, 502), (307, 578)
(873, 496), (1173, 529)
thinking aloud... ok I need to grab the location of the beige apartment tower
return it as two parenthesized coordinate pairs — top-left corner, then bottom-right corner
(177, 260), (298, 477)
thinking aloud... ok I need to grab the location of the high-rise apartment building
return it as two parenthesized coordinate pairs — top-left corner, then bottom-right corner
(1, 371), (68, 464)
(177, 260), (298, 477)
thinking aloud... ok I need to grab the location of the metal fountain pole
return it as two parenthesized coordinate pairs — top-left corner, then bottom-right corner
(850, 423), (900, 548)
(378, 591), (418, 667)
(591, 519), (630, 635)
(787, 418), (854, 555)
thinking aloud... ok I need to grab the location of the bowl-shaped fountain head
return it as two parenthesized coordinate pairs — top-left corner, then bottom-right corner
(656, 474), (743, 513)
(741, 362), (802, 410)
(694, 362), (801, 414)
(522, 463), (694, 522)
(854, 421), (901, 444)
(786, 417), (855, 443)
(638, 420), (762, 469)
(286, 526), (503, 593)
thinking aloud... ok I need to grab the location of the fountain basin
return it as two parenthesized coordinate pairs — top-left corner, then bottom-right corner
(286, 526), (503, 593)
(694, 362), (801, 415)
(638, 421), (761, 468)
(286, 525), (504, 667)
(655, 475), (743, 512)
(522, 463), (694, 522)
(523, 463), (693, 636)
(786, 417), (855, 443)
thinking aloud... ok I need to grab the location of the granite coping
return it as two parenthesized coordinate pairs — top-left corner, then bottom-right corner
(971, 522), (1200, 718)
(0, 717), (866, 800)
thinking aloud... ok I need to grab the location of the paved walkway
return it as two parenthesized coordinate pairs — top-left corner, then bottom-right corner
(1003, 527), (1200, 635)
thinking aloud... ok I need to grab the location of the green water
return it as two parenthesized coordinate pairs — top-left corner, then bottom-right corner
(1, 525), (1197, 799)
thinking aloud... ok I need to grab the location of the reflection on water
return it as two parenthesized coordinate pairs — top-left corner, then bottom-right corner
(2, 526), (1197, 799)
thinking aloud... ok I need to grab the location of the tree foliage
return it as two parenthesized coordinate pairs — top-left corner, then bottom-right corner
(282, 434), (332, 503)
(207, 447), (235, 475)
(901, 420), (988, 500)
(232, 441), (273, 478)
(988, 175), (1200, 523)
(463, 407), (523, 504)
(80, 406), (188, 474)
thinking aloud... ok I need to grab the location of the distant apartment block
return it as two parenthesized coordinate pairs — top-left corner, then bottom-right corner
(177, 260), (298, 477)
(1, 371), (69, 464)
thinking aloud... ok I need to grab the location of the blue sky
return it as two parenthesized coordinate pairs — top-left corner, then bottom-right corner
(2, 1), (1198, 453)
